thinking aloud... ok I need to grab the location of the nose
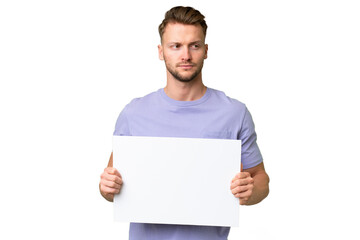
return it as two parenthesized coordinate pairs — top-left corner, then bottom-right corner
(181, 47), (191, 62)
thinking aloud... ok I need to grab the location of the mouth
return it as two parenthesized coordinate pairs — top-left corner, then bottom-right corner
(178, 64), (194, 70)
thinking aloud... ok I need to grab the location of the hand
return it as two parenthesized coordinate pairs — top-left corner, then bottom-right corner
(230, 172), (254, 205)
(100, 167), (123, 202)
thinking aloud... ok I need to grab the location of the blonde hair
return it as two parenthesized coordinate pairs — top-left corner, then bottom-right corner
(158, 6), (207, 41)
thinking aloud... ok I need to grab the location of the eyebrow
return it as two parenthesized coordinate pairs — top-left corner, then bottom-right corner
(167, 41), (204, 46)
(189, 41), (203, 45)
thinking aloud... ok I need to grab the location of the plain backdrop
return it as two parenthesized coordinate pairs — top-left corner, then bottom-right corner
(0, 0), (359, 239)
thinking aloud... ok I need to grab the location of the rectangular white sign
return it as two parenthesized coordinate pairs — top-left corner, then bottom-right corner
(113, 136), (241, 227)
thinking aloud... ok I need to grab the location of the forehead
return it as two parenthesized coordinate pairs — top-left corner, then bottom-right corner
(162, 22), (205, 43)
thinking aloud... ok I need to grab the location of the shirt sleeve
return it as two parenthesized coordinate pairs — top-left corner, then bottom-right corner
(239, 107), (263, 169)
(113, 106), (131, 136)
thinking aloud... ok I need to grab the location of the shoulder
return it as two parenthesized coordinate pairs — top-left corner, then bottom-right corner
(113, 89), (161, 135)
(208, 88), (247, 114)
(123, 89), (161, 113)
(209, 88), (245, 106)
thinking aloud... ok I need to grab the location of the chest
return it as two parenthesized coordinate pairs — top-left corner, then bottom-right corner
(129, 106), (240, 139)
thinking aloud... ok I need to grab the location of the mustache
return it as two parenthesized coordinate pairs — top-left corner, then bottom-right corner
(176, 62), (196, 67)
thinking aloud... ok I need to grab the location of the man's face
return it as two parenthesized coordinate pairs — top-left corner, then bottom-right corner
(158, 23), (208, 83)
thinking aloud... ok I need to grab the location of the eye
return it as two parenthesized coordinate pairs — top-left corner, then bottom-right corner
(191, 44), (200, 49)
(171, 44), (180, 49)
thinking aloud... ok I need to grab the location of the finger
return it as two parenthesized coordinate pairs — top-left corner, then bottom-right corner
(231, 172), (243, 183)
(100, 172), (123, 187)
(232, 181), (254, 194)
(109, 174), (123, 185)
(231, 175), (238, 183)
(230, 180), (242, 190)
(100, 177), (122, 194)
(238, 177), (253, 186)
(239, 172), (250, 179)
(231, 185), (251, 195)
(101, 178), (122, 190)
(100, 185), (120, 194)
(234, 188), (253, 201)
(112, 168), (122, 177)
(101, 173), (123, 186)
(105, 167), (122, 177)
(236, 189), (253, 199)
(102, 171), (123, 185)
(232, 172), (250, 182)
(230, 177), (254, 189)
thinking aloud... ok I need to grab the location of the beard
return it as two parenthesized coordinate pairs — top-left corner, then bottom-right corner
(164, 60), (204, 83)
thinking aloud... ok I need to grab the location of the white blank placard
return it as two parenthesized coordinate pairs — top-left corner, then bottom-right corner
(113, 136), (241, 227)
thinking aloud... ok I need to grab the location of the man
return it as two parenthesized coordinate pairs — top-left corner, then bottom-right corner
(99, 6), (269, 240)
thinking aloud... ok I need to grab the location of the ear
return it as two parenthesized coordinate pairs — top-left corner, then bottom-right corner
(158, 44), (164, 60)
(204, 44), (208, 59)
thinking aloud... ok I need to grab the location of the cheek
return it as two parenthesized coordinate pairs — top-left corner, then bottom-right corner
(195, 52), (207, 61)
(203, 49), (208, 59)
(164, 52), (179, 62)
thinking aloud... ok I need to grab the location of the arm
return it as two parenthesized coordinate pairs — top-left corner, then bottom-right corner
(230, 162), (270, 205)
(99, 152), (123, 202)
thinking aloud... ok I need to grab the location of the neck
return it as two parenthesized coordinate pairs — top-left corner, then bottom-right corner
(164, 73), (206, 101)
